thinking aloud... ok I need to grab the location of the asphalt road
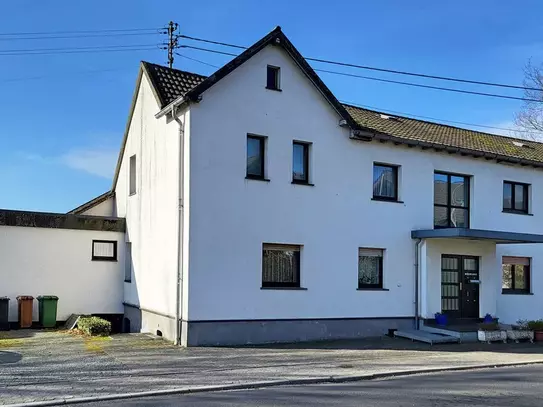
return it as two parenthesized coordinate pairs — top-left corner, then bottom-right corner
(76, 364), (543, 406)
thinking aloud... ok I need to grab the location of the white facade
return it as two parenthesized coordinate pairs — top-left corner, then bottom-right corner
(110, 35), (543, 344)
(184, 45), (543, 326)
(114, 73), (189, 340)
(0, 225), (124, 322)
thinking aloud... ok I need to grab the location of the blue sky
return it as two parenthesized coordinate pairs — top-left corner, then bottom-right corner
(1, 1), (542, 212)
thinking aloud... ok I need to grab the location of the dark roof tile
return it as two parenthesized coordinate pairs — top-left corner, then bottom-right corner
(142, 61), (206, 108)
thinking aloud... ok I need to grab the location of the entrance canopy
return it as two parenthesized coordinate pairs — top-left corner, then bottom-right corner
(411, 228), (543, 244)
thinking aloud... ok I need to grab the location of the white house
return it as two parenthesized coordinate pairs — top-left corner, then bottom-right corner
(5, 26), (543, 346)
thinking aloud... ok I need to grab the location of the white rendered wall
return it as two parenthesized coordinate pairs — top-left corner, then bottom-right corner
(186, 44), (543, 322)
(0, 225), (124, 321)
(114, 73), (183, 331)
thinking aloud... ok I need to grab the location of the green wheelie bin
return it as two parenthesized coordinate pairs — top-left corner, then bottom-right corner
(37, 296), (58, 328)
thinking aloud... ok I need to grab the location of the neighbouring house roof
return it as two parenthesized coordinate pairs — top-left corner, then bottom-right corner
(68, 191), (114, 215)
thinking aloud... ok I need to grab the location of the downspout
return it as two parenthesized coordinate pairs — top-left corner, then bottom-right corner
(414, 238), (422, 330)
(172, 106), (184, 345)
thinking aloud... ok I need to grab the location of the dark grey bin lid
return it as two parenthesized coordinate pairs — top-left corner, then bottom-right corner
(0, 297), (9, 301)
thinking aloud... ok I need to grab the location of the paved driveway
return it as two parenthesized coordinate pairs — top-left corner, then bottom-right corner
(1, 331), (543, 405)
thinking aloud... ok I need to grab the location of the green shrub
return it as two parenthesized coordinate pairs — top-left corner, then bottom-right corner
(527, 320), (543, 331)
(77, 316), (111, 336)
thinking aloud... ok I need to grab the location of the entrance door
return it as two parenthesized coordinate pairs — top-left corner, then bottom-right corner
(441, 255), (480, 319)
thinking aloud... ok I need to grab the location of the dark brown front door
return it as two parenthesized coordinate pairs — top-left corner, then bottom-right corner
(441, 255), (480, 319)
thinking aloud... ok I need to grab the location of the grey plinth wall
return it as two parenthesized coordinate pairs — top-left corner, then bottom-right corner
(186, 317), (414, 346)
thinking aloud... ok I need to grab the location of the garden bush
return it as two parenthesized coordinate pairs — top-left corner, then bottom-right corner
(77, 316), (111, 336)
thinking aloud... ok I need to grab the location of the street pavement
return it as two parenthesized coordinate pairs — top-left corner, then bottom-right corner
(2, 331), (543, 405)
(63, 364), (543, 406)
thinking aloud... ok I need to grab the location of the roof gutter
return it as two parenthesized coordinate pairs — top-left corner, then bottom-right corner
(156, 96), (187, 119)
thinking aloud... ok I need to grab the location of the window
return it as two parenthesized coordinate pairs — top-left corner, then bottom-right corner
(262, 244), (300, 288)
(502, 257), (530, 294)
(246, 135), (266, 179)
(266, 65), (281, 90)
(292, 142), (310, 183)
(434, 172), (470, 228)
(358, 248), (384, 289)
(92, 240), (117, 261)
(373, 164), (398, 201)
(129, 155), (137, 195)
(125, 242), (132, 282)
(503, 181), (529, 213)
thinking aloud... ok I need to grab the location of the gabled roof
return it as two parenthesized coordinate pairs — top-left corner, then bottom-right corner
(345, 104), (543, 167)
(109, 26), (543, 194)
(153, 26), (361, 129)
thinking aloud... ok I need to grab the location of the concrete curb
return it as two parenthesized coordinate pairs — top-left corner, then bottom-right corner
(5, 360), (543, 407)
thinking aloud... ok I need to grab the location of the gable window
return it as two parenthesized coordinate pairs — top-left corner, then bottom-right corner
(292, 142), (310, 184)
(503, 181), (529, 214)
(262, 244), (300, 288)
(373, 164), (398, 201)
(129, 155), (137, 195)
(502, 257), (530, 294)
(266, 65), (281, 91)
(125, 242), (132, 282)
(246, 135), (266, 180)
(358, 248), (384, 289)
(434, 172), (470, 228)
(92, 240), (117, 262)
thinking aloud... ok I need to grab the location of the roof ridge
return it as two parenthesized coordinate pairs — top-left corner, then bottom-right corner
(342, 102), (543, 146)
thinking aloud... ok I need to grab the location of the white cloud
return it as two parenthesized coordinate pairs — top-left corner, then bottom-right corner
(59, 148), (118, 178)
(19, 146), (118, 179)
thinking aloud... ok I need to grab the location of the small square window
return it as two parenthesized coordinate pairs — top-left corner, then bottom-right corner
(262, 244), (301, 288)
(373, 164), (398, 201)
(92, 240), (117, 262)
(292, 142), (310, 184)
(503, 181), (529, 214)
(266, 66), (281, 91)
(502, 256), (530, 294)
(125, 242), (132, 282)
(247, 135), (266, 179)
(129, 155), (137, 196)
(358, 248), (383, 289)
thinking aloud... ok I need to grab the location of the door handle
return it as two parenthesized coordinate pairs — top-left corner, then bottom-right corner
(460, 282), (462, 291)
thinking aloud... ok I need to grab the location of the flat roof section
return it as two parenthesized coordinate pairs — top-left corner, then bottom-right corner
(0, 209), (125, 232)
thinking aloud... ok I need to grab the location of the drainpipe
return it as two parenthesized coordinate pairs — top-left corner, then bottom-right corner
(172, 106), (184, 345)
(414, 238), (422, 330)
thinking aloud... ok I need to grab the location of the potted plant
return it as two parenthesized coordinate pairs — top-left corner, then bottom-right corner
(527, 320), (543, 342)
(483, 313), (498, 324)
(477, 322), (507, 344)
(435, 312), (447, 326)
(506, 320), (534, 343)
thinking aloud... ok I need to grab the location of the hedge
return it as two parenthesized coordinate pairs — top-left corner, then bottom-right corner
(77, 316), (111, 336)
